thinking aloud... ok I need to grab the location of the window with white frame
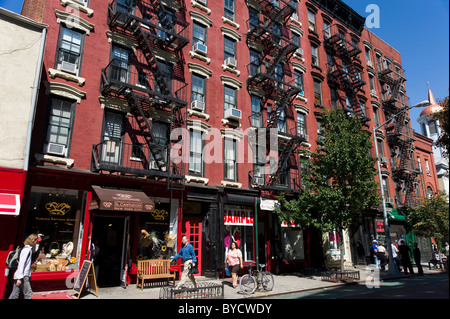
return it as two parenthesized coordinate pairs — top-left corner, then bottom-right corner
(189, 129), (204, 176)
(224, 0), (235, 21)
(224, 138), (237, 181)
(311, 43), (319, 66)
(297, 111), (307, 137)
(224, 85), (237, 110)
(56, 26), (84, 75)
(307, 10), (315, 31)
(192, 21), (207, 47)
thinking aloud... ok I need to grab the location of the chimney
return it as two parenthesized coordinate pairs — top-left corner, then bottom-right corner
(21, 0), (47, 23)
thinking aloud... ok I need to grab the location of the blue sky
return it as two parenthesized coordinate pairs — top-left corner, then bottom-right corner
(1, 0), (448, 132)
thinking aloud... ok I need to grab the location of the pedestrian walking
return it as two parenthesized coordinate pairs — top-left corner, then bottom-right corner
(9, 234), (39, 299)
(171, 235), (197, 289)
(377, 242), (388, 271)
(413, 243), (424, 275)
(226, 241), (243, 288)
(398, 240), (414, 275)
(391, 242), (402, 272)
(371, 239), (379, 268)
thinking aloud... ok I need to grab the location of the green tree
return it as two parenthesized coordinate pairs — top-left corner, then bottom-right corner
(408, 191), (449, 247)
(275, 109), (380, 271)
(433, 96), (449, 159)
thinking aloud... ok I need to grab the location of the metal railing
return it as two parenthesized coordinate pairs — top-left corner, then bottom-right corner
(248, 168), (302, 192)
(159, 282), (224, 299)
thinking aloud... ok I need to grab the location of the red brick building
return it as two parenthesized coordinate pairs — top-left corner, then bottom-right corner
(1, 0), (440, 296)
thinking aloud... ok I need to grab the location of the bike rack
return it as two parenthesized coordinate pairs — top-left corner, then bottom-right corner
(321, 270), (360, 282)
(159, 282), (224, 299)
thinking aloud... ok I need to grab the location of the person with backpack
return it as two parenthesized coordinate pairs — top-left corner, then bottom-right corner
(9, 234), (38, 299)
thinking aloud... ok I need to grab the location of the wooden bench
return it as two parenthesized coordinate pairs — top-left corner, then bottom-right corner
(136, 259), (176, 290)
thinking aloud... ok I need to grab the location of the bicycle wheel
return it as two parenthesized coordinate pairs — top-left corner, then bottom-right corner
(261, 271), (274, 291)
(239, 274), (256, 294)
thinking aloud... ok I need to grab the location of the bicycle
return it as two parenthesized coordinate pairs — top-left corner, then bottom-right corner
(239, 261), (274, 294)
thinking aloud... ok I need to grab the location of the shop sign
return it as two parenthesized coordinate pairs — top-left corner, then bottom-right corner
(0, 193), (21, 216)
(260, 198), (278, 211)
(224, 208), (254, 226)
(375, 219), (385, 233)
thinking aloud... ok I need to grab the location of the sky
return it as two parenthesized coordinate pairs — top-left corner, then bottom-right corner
(1, 0), (448, 133)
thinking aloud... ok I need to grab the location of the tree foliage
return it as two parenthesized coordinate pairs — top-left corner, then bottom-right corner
(275, 109), (380, 269)
(408, 191), (449, 246)
(433, 96), (449, 159)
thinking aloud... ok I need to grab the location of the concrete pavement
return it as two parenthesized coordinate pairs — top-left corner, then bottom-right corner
(33, 263), (447, 299)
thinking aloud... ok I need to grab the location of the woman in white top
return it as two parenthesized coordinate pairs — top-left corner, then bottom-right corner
(9, 234), (38, 299)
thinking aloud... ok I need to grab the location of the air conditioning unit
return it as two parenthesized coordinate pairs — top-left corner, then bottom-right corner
(386, 198), (395, 204)
(253, 176), (264, 185)
(191, 100), (205, 112)
(196, 0), (207, 6)
(60, 61), (77, 74)
(370, 89), (377, 96)
(224, 57), (237, 68)
(47, 143), (66, 156)
(296, 48), (304, 56)
(366, 60), (373, 68)
(193, 42), (207, 56)
(381, 157), (389, 164)
(224, 108), (241, 120)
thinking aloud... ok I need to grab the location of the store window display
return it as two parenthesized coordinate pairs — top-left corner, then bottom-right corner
(23, 187), (85, 272)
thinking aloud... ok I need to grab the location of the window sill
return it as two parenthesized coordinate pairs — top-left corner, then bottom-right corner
(294, 94), (307, 103)
(60, 0), (94, 17)
(221, 180), (242, 188)
(35, 153), (74, 169)
(48, 68), (85, 86)
(222, 16), (239, 30)
(293, 52), (305, 62)
(189, 51), (211, 64)
(186, 175), (209, 185)
(221, 64), (240, 76)
(190, 0), (211, 15)
(188, 109), (210, 121)
(290, 17), (302, 27)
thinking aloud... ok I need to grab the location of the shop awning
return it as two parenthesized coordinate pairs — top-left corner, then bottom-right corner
(388, 209), (406, 221)
(90, 186), (155, 212)
(0, 193), (21, 216)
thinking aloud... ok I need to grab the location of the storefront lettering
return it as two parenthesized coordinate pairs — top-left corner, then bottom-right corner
(224, 209), (254, 226)
(45, 202), (71, 216)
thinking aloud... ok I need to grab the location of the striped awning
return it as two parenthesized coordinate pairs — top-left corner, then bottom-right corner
(0, 193), (21, 216)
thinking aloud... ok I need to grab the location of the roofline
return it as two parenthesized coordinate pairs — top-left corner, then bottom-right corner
(0, 7), (48, 30)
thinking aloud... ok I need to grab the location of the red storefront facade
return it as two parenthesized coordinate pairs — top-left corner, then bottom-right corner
(1, 0), (442, 297)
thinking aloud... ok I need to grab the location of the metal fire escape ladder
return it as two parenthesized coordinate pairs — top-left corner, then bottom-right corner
(125, 91), (168, 172)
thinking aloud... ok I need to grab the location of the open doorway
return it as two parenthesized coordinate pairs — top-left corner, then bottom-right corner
(91, 216), (128, 287)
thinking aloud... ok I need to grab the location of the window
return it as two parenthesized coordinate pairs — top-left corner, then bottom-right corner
(224, 0), (235, 21)
(429, 120), (438, 135)
(56, 26), (83, 75)
(189, 130), (204, 176)
(307, 10), (315, 31)
(44, 97), (75, 157)
(224, 85), (237, 110)
(373, 106), (380, 127)
(250, 49), (261, 76)
(111, 45), (130, 83)
(191, 73), (206, 104)
(290, 0), (298, 20)
(158, 7), (175, 40)
(425, 159), (431, 175)
(155, 60), (173, 94)
(417, 157), (422, 172)
(251, 96), (263, 128)
(224, 138), (237, 181)
(192, 21), (207, 46)
(313, 80), (322, 105)
(427, 187), (433, 199)
(311, 44), (319, 66)
(323, 21), (330, 39)
(376, 54), (383, 72)
(249, 9), (259, 29)
(277, 107), (287, 133)
(150, 122), (170, 170)
(359, 101), (366, 116)
(23, 187), (85, 273)
(292, 32), (301, 51)
(294, 70), (304, 95)
(365, 47), (372, 64)
(101, 111), (124, 165)
(297, 112), (307, 136)
(382, 176), (390, 199)
(369, 74), (376, 93)
(275, 63), (284, 88)
(421, 122), (428, 137)
(330, 88), (339, 109)
(224, 36), (236, 60)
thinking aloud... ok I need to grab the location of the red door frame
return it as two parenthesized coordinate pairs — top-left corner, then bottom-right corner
(182, 216), (202, 276)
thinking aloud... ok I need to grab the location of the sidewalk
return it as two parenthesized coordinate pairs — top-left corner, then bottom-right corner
(32, 263), (447, 299)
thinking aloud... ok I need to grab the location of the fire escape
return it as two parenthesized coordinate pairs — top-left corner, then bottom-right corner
(245, 0), (305, 192)
(378, 60), (419, 208)
(92, 0), (189, 189)
(324, 24), (367, 120)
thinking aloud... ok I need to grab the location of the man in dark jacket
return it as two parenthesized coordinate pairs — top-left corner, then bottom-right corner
(398, 240), (414, 275)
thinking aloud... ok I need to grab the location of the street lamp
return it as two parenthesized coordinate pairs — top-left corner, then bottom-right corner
(373, 100), (429, 275)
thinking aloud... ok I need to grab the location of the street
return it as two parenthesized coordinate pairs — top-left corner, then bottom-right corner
(268, 274), (449, 299)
